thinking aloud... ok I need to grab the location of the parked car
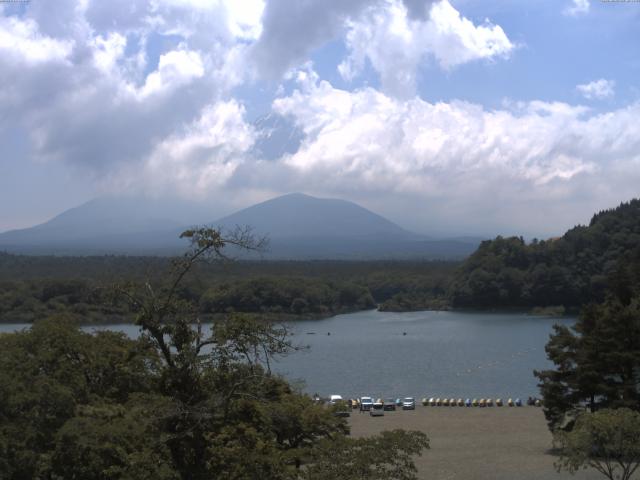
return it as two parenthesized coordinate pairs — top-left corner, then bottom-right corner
(360, 396), (374, 412)
(384, 398), (396, 411)
(329, 394), (343, 405)
(402, 397), (416, 410)
(370, 401), (385, 416)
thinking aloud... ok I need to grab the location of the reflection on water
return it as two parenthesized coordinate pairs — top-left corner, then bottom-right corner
(0, 309), (573, 399)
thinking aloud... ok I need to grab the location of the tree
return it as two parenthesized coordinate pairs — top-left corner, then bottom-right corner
(535, 294), (640, 430)
(302, 429), (429, 480)
(554, 408), (640, 480)
(0, 315), (160, 479)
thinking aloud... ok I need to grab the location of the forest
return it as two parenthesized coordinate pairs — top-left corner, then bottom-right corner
(448, 199), (640, 311)
(1, 199), (639, 324)
(0, 254), (456, 323)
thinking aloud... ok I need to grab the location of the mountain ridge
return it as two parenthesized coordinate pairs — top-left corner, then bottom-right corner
(0, 193), (481, 259)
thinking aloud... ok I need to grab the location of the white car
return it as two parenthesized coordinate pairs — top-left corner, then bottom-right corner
(329, 394), (343, 405)
(360, 396), (374, 411)
(402, 397), (416, 410)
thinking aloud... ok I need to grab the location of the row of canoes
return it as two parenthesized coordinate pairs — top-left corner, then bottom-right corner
(345, 397), (543, 408)
(420, 397), (542, 407)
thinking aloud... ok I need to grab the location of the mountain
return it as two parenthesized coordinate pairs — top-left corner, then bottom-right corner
(0, 196), (214, 255)
(212, 193), (481, 259)
(215, 193), (416, 239)
(0, 193), (481, 258)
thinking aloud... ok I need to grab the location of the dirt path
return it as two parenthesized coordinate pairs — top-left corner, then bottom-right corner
(348, 406), (603, 480)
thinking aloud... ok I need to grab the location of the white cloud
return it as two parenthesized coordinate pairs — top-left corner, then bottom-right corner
(0, 16), (73, 64)
(91, 32), (126, 73)
(564, 0), (590, 17)
(576, 79), (615, 100)
(251, 0), (372, 79)
(225, 0), (266, 40)
(270, 69), (640, 235)
(339, 0), (514, 97)
(1, 0), (638, 237)
(140, 100), (255, 197)
(139, 49), (205, 98)
(0, 0), (254, 182)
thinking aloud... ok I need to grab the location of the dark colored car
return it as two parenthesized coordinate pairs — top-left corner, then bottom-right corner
(384, 398), (396, 411)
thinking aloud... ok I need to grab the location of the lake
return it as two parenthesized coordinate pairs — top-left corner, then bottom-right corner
(0, 309), (573, 400)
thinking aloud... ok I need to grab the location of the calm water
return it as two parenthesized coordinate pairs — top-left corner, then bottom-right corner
(0, 310), (573, 400)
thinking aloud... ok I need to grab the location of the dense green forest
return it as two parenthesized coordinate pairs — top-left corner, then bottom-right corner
(0, 254), (456, 323)
(449, 199), (640, 311)
(2, 198), (639, 322)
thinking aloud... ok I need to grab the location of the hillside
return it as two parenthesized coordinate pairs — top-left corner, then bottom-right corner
(448, 199), (640, 310)
(0, 196), (214, 254)
(215, 193), (414, 239)
(0, 193), (481, 259)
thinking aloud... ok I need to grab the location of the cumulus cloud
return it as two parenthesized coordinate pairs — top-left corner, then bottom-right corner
(0, 0), (256, 190)
(2, 0), (638, 236)
(139, 100), (255, 197)
(250, 0), (371, 79)
(576, 79), (615, 100)
(269, 68), (640, 235)
(339, 0), (514, 97)
(564, 0), (590, 16)
(0, 15), (73, 64)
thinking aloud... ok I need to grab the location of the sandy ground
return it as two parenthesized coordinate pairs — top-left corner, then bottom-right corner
(348, 406), (603, 480)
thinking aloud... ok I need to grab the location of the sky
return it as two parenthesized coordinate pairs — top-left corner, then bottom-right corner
(1, 0), (639, 238)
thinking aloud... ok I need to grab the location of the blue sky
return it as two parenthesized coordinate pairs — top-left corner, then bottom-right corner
(1, 0), (639, 237)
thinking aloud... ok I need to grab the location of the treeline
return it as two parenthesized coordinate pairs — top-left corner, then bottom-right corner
(449, 199), (640, 310)
(0, 279), (131, 323)
(0, 255), (458, 322)
(200, 277), (375, 316)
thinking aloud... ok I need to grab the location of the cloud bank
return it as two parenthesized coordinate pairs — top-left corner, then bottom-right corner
(1, 0), (637, 236)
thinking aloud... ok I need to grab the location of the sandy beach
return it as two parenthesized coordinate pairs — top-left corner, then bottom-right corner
(348, 406), (602, 480)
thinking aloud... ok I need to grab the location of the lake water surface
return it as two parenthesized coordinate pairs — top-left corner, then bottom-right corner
(1, 310), (573, 400)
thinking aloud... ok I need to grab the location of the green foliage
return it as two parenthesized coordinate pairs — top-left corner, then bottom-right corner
(0, 315), (159, 479)
(302, 429), (429, 480)
(535, 294), (640, 430)
(0, 227), (430, 479)
(0, 255), (459, 322)
(200, 276), (375, 316)
(554, 408), (640, 480)
(450, 199), (640, 309)
(49, 398), (179, 480)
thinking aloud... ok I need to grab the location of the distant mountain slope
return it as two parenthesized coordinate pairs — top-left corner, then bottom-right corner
(449, 198), (640, 309)
(215, 193), (417, 239)
(0, 193), (482, 259)
(0, 197), (213, 254)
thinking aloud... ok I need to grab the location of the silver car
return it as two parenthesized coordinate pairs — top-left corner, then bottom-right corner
(402, 397), (416, 410)
(370, 401), (385, 416)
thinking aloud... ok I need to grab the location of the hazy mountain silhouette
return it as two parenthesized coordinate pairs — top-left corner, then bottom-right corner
(0, 193), (482, 258)
(215, 193), (416, 239)
(0, 196), (213, 255)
